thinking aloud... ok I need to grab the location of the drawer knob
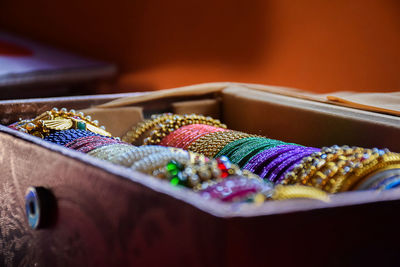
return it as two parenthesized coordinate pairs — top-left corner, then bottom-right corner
(25, 187), (56, 229)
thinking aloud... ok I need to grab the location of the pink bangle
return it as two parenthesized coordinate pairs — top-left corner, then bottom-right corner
(159, 124), (228, 149)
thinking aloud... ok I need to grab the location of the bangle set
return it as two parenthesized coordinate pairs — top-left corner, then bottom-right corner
(129, 113), (400, 194)
(11, 109), (332, 203)
(15, 109), (400, 202)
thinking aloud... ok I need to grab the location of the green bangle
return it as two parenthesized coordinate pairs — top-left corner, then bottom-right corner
(215, 137), (263, 159)
(230, 139), (293, 167)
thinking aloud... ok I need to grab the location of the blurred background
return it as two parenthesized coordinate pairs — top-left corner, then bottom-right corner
(0, 0), (400, 96)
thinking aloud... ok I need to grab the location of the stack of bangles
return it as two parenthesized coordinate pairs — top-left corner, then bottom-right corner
(122, 113), (400, 193)
(10, 110), (400, 203)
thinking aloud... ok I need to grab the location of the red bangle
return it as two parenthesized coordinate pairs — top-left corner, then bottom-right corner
(159, 124), (228, 149)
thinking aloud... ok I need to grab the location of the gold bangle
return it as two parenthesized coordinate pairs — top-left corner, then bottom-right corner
(282, 146), (367, 186)
(337, 152), (400, 192)
(122, 113), (175, 144)
(271, 185), (330, 202)
(187, 130), (257, 158)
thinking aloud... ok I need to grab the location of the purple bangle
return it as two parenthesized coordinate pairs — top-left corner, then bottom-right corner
(65, 136), (123, 153)
(243, 145), (301, 174)
(269, 148), (320, 183)
(260, 147), (317, 182)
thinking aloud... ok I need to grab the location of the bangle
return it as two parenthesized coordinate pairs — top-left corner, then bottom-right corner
(109, 146), (175, 167)
(215, 137), (267, 159)
(11, 107), (111, 138)
(271, 185), (330, 202)
(122, 113), (174, 144)
(281, 146), (400, 193)
(282, 146), (366, 185)
(159, 124), (228, 149)
(229, 139), (295, 167)
(335, 152), (400, 192)
(187, 130), (256, 158)
(268, 148), (320, 183)
(318, 149), (384, 192)
(355, 165), (400, 190)
(143, 114), (227, 145)
(65, 135), (123, 153)
(88, 144), (138, 164)
(44, 129), (104, 146)
(243, 145), (304, 174)
(131, 150), (196, 173)
(260, 147), (316, 181)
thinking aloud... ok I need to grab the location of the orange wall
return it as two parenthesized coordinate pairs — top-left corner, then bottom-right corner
(1, 0), (400, 93)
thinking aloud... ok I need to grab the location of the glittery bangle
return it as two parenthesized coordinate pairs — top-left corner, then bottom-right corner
(187, 130), (256, 158)
(243, 145), (302, 174)
(159, 124), (227, 149)
(260, 147), (317, 182)
(270, 148), (319, 183)
(215, 137), (266, 159)
(65, 135), (123, 153)
(229, 139), (294, 168)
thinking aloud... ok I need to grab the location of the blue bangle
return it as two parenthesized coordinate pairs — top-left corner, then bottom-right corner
(44, 129), (103, 146)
